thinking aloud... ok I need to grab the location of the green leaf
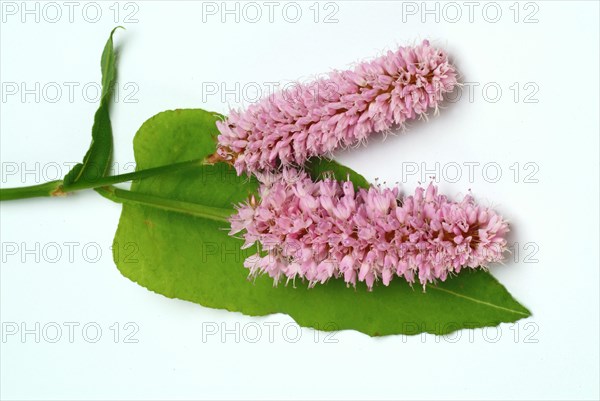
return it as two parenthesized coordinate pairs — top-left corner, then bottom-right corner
(63, 27), (123, 189)
(305, 157), (370, 189)
(100, 27), (123, 99)
(111, 109), (530, 336)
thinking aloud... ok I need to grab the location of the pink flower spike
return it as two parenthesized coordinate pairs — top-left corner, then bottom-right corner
(229, 169), (509, 290)
(213, 40), (458, 175)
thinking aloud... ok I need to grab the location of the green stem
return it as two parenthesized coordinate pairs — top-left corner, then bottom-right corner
(0, 159), (207, 201)
(63, 159), (206, 191)
(96, 186), (232, 223)
(0, 180), (64, 201)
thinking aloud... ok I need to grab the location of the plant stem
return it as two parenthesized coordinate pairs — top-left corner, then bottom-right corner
(96, 186), (232, 223)
(63, 159), (206, 191)
(0, 159), (206, 201)
(0, 180), (65, 201)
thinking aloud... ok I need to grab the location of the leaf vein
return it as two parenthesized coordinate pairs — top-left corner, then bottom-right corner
(429, 286), (529, 316)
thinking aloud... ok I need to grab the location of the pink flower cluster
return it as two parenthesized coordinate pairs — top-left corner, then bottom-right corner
(230, 170), (509, 290)
(215, 40), (458, 175)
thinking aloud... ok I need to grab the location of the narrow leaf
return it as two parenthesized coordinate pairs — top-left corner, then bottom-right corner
(63, 27), (122, 189)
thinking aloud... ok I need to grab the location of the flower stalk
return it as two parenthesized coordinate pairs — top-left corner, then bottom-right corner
(96, 186), (232, 223)
(0, 159), (206, 201)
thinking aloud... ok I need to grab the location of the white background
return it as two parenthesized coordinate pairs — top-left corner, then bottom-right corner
(1, 1), (599, 400)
